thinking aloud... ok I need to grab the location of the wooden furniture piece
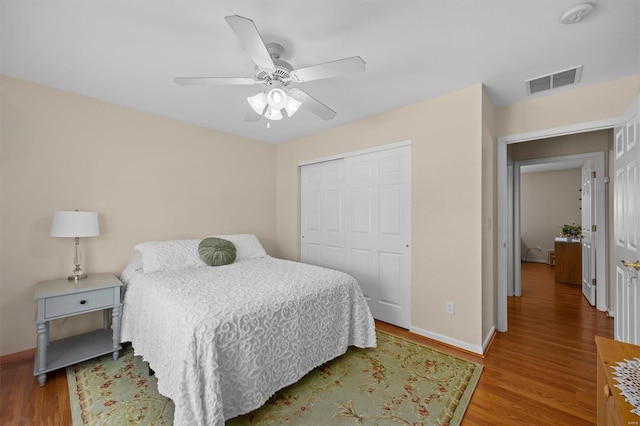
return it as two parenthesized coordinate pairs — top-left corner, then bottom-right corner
(547, 250), (556, 266)
(554, 241), (582, 285)
(33, 273), (122, 386)
(595, 335), (640, 425)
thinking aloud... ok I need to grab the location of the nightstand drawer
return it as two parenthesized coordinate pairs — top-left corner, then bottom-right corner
(44, 288), (114, 319)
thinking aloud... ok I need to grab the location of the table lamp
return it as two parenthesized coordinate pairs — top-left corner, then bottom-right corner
(50, 210), (100, 281)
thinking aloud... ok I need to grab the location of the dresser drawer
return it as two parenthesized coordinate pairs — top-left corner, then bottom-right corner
(44, 288), (115, 319)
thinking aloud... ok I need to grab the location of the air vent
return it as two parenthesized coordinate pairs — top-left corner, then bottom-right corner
(526, 65), (583, 95)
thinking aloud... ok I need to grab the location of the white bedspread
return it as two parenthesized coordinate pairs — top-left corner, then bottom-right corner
(120, 256), (376, 426)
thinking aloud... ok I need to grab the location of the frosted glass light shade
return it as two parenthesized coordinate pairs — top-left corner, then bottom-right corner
(284, 96), (302, 117)
(266, 87), (288, 110)
(50, 211), (100, 238)
(247, 92), (267, 115)
(265, 107), (283, 121)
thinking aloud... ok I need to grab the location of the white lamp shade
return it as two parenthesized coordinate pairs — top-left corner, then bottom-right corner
(266, 87), (288, 110)
(50, 211), (100, 238)
(284, 96), (302, 118)
(264, 107), (283, 121)
(247, 92), (267, 115)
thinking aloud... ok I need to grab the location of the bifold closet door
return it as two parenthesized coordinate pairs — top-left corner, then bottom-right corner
(301, 145), (411, 329)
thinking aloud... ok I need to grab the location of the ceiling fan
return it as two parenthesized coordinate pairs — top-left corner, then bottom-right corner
(174, 15), (366, 123)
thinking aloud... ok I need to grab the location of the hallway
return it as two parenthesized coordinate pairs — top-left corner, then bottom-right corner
(464, 262), (614, 424)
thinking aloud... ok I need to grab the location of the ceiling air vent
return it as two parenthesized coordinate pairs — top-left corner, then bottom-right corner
(525, 65), (583, 95)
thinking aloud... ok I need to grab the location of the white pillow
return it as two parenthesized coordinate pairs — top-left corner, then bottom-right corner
(214, 234), (267, 262)
(120, 251), (144, 284)
(134, 234), (267, 273)
(134, 239), (203, 273)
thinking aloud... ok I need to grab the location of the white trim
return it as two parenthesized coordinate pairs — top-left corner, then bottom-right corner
(497, 139), (508, 330)
(483, 326), (496, 353)
(608, 310), (615, 317)
(514, 166), (521, 296)
(521, 259), (548, 264)
(409, 325), (484, 355)
(497, 117), (619, 332)
(297, 140), (412, 166)
(498, 118), (618, 145)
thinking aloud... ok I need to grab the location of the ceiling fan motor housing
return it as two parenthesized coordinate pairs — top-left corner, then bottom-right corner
(255, 58), (293, 84)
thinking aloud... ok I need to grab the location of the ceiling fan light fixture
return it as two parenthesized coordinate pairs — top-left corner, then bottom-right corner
(284, 96), (302, 117)
(247, 92), (267, 115)
(266, 87), (289, 110)
(265, 107), (283, 121)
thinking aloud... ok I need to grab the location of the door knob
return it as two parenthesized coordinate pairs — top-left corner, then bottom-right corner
(621, 260), (640, 271)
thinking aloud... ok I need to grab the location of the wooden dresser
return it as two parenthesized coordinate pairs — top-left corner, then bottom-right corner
(554, 241), (582, 285)
(595, 335), (640, 425)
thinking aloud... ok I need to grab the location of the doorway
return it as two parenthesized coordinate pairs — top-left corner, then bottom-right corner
(497, 120), (617, 331)
(513, 151), (606, 309)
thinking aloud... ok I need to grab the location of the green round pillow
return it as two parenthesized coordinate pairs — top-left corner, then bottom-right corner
(198, 237), (237, 267)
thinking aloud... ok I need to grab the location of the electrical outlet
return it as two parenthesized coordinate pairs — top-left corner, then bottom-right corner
(446, 301), (455, 315)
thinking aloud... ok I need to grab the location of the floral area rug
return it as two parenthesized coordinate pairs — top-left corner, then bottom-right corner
(67, 331), (482, 425)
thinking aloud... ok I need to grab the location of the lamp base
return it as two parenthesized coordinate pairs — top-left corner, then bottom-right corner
(68, 273), (88, 281)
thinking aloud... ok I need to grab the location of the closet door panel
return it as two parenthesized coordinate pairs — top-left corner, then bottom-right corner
(301, 145), (411, 328)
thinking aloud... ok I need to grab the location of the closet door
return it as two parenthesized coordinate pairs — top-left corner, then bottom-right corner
(301, 145), (411, 329)
(345, 146), (411, 328)
(300, 158), (346, 271)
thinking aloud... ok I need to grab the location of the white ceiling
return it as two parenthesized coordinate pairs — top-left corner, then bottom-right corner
(1, 1), (639, 144)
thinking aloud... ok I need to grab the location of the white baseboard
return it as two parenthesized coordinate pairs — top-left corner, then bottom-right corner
(483, 326), (496, 352)
(521, 258), (548, 264)
(608, 310), (615, 317)
(409, 325), (484, 355)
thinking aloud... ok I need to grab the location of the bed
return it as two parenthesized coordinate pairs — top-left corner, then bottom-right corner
(119, 234), (376, 426)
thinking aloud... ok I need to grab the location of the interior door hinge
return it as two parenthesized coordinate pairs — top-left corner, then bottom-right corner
(591, 171), (596, 178)
(592, 224), (597, 232)
(592, 278), (597, 287)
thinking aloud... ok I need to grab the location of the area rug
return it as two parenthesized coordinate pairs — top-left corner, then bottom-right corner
(67, 331), (482, 425)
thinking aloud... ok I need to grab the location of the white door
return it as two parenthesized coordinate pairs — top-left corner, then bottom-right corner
(614, 95), (640, 344)
(345, 147), (412, 328)
(301, 158), (346, 270)
(301, 145), (412, 329)
(581, 160), (596, 305)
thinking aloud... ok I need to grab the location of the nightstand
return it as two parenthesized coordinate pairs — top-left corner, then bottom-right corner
(33, 273), (123, 386)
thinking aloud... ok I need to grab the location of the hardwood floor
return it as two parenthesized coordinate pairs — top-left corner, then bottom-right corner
(0, 262), (613, 425)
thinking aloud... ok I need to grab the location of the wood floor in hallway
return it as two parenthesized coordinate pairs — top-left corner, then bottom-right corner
(379, 262), (614, 425)
(1, 262), (614, 425)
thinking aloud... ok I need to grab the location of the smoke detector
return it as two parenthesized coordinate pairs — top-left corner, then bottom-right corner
(560, 2), (595, 24)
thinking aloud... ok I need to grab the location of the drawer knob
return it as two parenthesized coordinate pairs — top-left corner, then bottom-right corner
(80, 300), (87, 305)
(603, 384), (611, 398)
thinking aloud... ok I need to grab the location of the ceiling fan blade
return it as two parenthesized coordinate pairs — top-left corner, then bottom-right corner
(290, 56), (365, 83)
(224, 15), (275, 72)
(289, 88), (337, 121)
(174, 77), (260, 86)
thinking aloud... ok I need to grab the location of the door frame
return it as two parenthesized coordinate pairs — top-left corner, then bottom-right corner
(512, 152), (605, 305)
(497, 118), (618, 332)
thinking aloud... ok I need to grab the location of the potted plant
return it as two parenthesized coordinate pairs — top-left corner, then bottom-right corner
(560, 223), (582, 240)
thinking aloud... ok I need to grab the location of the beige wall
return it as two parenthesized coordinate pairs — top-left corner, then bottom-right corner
(3, 72), (639, 358)
(496, 75), (640, 138)
(0, 75), (276, 356)
(276, 84), (489, 351)
(520, 169), (582, 261)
